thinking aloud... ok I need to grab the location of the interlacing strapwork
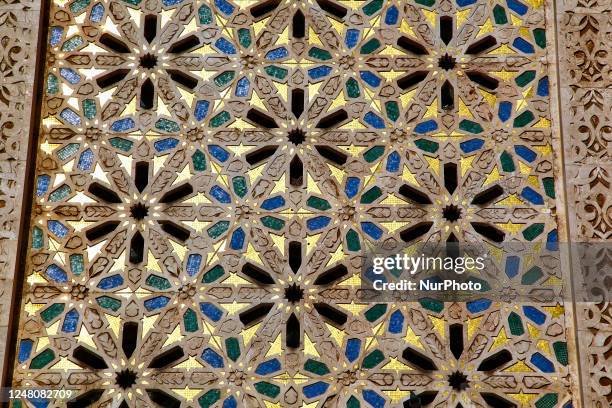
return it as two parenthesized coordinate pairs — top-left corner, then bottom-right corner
(13, 1), (573, 407)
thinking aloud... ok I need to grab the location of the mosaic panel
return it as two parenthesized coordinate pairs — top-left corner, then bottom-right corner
(10, 0), (578, 407)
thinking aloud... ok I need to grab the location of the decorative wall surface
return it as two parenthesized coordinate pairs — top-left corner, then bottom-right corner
(0, 0), (608, 407)
(557, 1), (612, 407)
(0, 0), (42, 386)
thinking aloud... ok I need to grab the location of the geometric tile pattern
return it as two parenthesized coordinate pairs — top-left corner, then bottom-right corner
(6, 0), (586, 407)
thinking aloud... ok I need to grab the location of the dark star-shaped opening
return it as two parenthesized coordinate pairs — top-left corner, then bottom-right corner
(442, 204), (462, 222)
(284, 283), (304, 303)
(130, 202), (149, 220)
(139, 53), (158, 69)
(448, 370), (469, 392)
(288, 128), (306, 145)
(116, 369), (138, 389)
(438, 53), (456, 71)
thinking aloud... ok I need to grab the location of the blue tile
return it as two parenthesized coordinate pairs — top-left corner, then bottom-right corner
(46, 264), (68, 283)
(361, 222), (382, 240)
(62, 309), (79, 333)
(460, 138), (484, 153)
(384, 5), (399, 24)
(60, 68), (80, 84)
(362, 389), (385, 408)
(144, 296), (170, 311)
(388, 310), (404, 334)
(215, 0), (235, 15)
(505, 256), (520, 278)
(186, 254), (202, 276)
(195, 100), (210, 121)
(364, 111), (385, 128)
(365, 265), (386, 284)
(97, 274), (124, 290)
(18, 339), (33, 363)
(265, 47), (289, 60)
(345, 338), (361, 362)
(414, 120), (438, 134)
(28, 398), (50, 408)
(513, 37), (535, 54)
(153, 138), (179, 152)
(360, 71), (381, 87)
(546, 229), (558, 251)
(345, 177), (360, 199)
(345, 29), (360, 48)
(386, 151), (400, 172)
(111, 118), (135, 132)
(201, 348), (224, 368)
(466, 299), (492, 314)
(537, 77), (549, 97)
(50, 27), (64, 46)
(521, 186), (544, 205)
(261, 196), (285, 210)
(303, 382), (329, 399)
(48, 220), (69, 238)
(523, 306), (546, 325)
(498, 101), (512, 122)
(308, 66), (332, 80)
(208, 145), (230, 162)
(235, 77), (250, 97)
(215, 37), (237, 54)
(210, 185), (232, 203)
(307, 216), (331, 230)
(255, 358), (281, 375)
(60, 108), (81, 126)
(530, 352), (554, 373)
(223, 397), (237, 408)
(506, 0), (528, 15)
(77, 149), (94, 171)
(514, 145), (537, 162)
(230, 228), (245, 250)
(200, 302), (224, 321)
(37, 175), (50, 196)
(90, 3), (104, 22)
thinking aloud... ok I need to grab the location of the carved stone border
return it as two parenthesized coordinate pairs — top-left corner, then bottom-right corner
(0, 0), (44, 386)
(556, 1), (612, 407)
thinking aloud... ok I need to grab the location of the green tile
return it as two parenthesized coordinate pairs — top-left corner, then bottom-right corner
(29, 349), (55, 369)
(362, 349), (384, 369)
(198, 389), (220, 408)
(365, 304), (387, 322)
(304, 359), (330, 375)
(184, 308), (198, 332)
(225, 337), (241, 362)
(508, 311), (524, 335)
(202, 265), (225, 283)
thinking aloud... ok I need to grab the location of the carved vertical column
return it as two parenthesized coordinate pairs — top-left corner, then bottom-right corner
(557, 1), (611, 407)
(0, 0), (43, 385)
